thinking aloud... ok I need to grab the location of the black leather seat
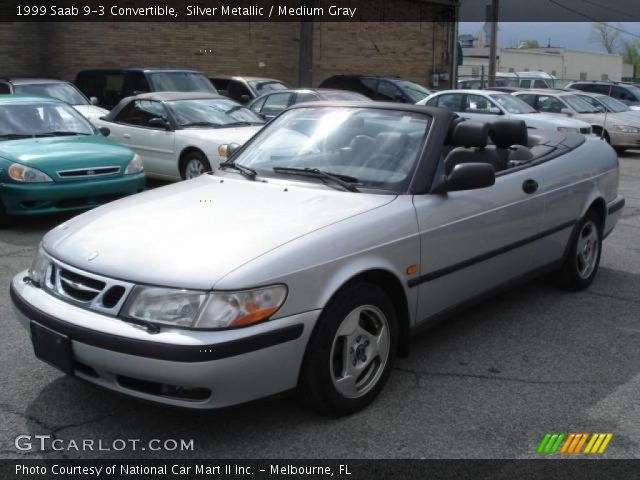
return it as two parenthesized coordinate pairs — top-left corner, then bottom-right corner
(489, 119), (533, 169)
(443, 122), (497, 175)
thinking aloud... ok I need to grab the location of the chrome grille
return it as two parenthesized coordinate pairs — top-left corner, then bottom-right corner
(57, 166), (120, 178)
(43, 257), (134, 316)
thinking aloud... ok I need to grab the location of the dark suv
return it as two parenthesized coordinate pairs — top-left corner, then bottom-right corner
(567, 81), (640, 108)
(75, 68), (217, 109)
(318, 75), (432, 103)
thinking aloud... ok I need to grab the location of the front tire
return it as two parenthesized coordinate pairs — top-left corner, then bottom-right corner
(299, 282), (397, 415)
(554, 210), (602, 291)
(181, 151), (211, 180)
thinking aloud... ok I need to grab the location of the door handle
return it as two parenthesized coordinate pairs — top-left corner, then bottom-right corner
(522, 179), (539, 194)
(123, 134), (131, 139)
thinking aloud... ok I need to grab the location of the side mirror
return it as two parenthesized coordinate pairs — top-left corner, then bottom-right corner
(446, 163), (495, 192)
(148, 117), (171, 130)
(239, 94), (251, 104)
(561, 107), (573, 116)
(98, 127), (110, 137)
(90, 97), (99, 106)
(219, 142), (241, 159)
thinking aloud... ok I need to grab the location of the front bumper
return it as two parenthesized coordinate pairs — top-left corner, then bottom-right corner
(10, 272), (319, 409)
(0, 173), (145, 216)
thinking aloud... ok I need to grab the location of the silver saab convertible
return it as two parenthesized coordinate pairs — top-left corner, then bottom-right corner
(11, 103), (624, 414)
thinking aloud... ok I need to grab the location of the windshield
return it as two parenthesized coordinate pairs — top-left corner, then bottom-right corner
(149, 72), (217, 93)
(249, 80), (288, 95)
(490, 94), (537, 114)
(627, 85), (640, 102)
(397, 81), (432, 102)
(563, 95), (600, 113)
(232, 107), (430, 193)
(599, 95), (631, 112)
(0, 102), (94, 138)
(13, 83), (88, 105)
(167, 98), (264, 127)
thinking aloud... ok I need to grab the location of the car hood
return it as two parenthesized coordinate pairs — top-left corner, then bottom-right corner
(178, 125), (262, 145)
(73, 104), (109, 121)
(605, 111), (640, 126)
(43, 174), (395, 289)
(0, 135), (134, 175)
(518, 113), (590, 128)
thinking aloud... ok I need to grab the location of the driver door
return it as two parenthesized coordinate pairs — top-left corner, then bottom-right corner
(108, 100), (176, 178)
(412, 165), (546, 322)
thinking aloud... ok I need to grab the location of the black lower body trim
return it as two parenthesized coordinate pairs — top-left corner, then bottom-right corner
(10, 284), (304, 363)
(408, 220), (575, 288)
(608, 196), (625, 215)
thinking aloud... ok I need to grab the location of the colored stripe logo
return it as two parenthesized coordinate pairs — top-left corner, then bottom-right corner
(537, 433), (613, 454)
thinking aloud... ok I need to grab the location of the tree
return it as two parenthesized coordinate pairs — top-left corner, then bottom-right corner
(525, 40), (540, 49)
(621, 39), (640, 78)
(589, 22), (620, 54)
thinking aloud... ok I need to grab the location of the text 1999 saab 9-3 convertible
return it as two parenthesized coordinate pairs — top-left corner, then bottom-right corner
(11, 103), (624, 414)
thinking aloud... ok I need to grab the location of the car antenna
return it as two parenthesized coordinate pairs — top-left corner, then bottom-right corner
(601, 84), (612, 142)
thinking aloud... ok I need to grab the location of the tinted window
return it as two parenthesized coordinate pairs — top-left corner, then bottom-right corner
(435, 93), (463, 112)
(122, 72), (149, 97)
(148, 72), (217, 93)
(0, 83), (10, 94)
(397, 81), (431, 102)
(294, 92), (320, 104)
(211, 78), (231, 91)
(536, 95), (566, 113)
(464, 94), (499, 114)
(261, 93), (293, 114)
(612, 86), (640, 102)
(115, 100), (167, 127)
(226, 80), (252, 103)
(516, 94), (537, 107)
(376, 81), (404, 102)
(533, 80), (548, 88)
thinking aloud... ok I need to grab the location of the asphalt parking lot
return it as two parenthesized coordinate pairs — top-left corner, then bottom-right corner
(1, 154), (639, 460)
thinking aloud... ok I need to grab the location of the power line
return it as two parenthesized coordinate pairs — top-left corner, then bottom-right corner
(547, 0), (640, 39)
(579, 0), (640, 22)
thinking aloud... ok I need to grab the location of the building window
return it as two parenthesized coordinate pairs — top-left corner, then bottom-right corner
(508, 68), (515, 72)
(551, 70), (557, 76)
(580, 72), (587, 80)
(601, 73), (609, 81)
(524, 68), (530, 72)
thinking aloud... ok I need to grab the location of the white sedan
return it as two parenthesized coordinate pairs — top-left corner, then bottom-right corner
(93, 92), (264, 180)
(419, 89), (593, 135)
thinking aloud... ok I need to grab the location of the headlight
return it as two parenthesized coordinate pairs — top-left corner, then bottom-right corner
(122, 285), (287, 329)
(28, 244), (49, 286)
(557, 127), (579, 134)
(613, 125), (640, 134)
(8, 163), (52, 183)
(124, 154), (144, 174)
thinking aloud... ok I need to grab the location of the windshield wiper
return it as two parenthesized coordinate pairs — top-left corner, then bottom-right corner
(35, 131), (89, 137)
(181, 121), (220, 128)
(0, 133), (34, 140)
(220, 121), (262, 128)
(218, 161), (258, 180)
(272, 167), (360, 192)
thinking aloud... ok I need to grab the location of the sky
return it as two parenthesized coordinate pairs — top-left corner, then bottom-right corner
(459, 22), (640, 52)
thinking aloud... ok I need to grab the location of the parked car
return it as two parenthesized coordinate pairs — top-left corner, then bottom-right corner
(247, 88), (370, 121)
(513, 89), (639, 152)
(93, 92), (264, 180)
(11, 102), (624, 414)
(75, 68), (217, 110)
(0, 95), (144, 227)
(319, 75), (432, 103)
(419, 90), (592, 134)
(210, 76), (289, 104)
(566, 81), (640, 110)
(0, 78), (108, 122)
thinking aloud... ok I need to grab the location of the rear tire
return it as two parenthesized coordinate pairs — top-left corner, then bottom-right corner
(614, 147), (627, 155)
(298, 282), (397, 415)
(554, 210), (602, 291)
(180, 151), (211, 180)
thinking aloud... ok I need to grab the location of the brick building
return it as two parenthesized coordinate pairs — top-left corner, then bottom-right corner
(0, 3), (457, 88)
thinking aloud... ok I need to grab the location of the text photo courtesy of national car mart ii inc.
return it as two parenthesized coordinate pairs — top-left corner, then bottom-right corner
(15, 463), (352, 476)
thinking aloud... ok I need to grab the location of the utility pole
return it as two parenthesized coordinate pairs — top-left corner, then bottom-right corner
(487, 0), (499, 87)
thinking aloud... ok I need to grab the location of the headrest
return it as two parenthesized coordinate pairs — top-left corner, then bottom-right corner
(451, 121), (490, 148)
(490, 119), (528, 148)
(375, 132), (409, 156)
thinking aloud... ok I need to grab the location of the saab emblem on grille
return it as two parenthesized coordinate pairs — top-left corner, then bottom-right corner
(87, 169), (96, 175)
(87, 251), (99, 261)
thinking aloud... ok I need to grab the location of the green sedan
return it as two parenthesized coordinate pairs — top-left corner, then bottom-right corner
(0, 95), (145, 227)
